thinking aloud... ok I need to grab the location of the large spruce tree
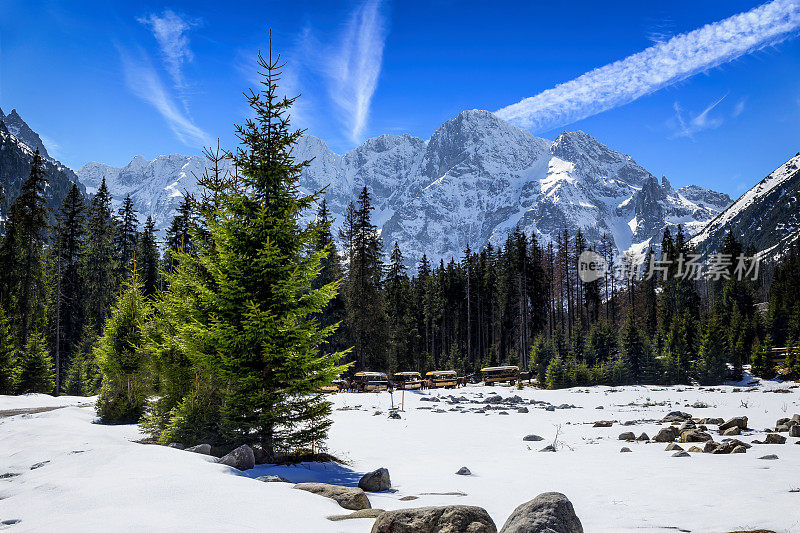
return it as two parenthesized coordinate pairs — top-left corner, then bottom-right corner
(149, 45), (349, 457)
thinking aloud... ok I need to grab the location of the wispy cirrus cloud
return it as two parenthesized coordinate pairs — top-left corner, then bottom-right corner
(496, 0), (800, 133)
(670, 95), (727, 139)
(118, 46), (211, 147)
(327, 0), (387, 143)
(138, 10), (198, 95)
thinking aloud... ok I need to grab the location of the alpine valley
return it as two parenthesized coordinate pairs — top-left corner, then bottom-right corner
(76, 109), (736, 265)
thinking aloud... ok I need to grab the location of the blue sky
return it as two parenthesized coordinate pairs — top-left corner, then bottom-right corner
(1, 0), (799, 197)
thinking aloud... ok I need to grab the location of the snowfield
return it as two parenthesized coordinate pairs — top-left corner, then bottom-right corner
(2, 383), (800, 532)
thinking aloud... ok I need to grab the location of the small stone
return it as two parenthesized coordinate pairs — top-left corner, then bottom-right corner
(759, 454), (779, 460)
(703, 441), (720, 453)
(294, 483), (371, 511)
(620, 447), (632, 453)
(618, 432), (636, 441)
(731, 445), (747, 454)
(29, 461), (49, 470)
(653, 427), (678, 443)
(789, 425), (800, 437)
(455, 467), (472, 476)
(399, 496), (419, 501)
(523, 434), (544, 442)
(636, 432), (649, 441)
(687, 446), (703, 453)
(327, 509), (385, 522)
(168, 442), (185, 449)
(672, 451), (691, 457)
(665, 443), (684, 451)
(539, 445), (557, 452)
(517, 407), (529, 413)
(722, 427), (740, 436)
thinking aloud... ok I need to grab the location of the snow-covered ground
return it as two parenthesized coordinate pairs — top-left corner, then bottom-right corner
(2, 383), (800, 532)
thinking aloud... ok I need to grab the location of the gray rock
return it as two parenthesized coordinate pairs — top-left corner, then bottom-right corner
(618, 432), (635, 441)
(218, 445), (255, 471)
(776, 424), (789, 432)
(665, 443), (683, 451)
(731, 445), (747, 454)
(499, 492), (583, 533)
(764, 433), (787, 444)
(653, 427), (678, 443)
(371, 505), (496, 533)
(523, 435), (544, 442)
(539, 445), (557, 452)
(661, 411), (692, 423)
(719, 416), (748, 431)
(679, 430), (713, 443)
(455, 466), (472, 476)
(593, 421), (613, 427)
(545, 406), (556, 412)
(517, 407), (529, 414)
(168, 442), (185, 449)
(721, 427), (740, 436)
(620, 447), (632, 453)
(185, 444), (212, 455)
(672, 451), (691, 457)
(359, 468), (391, 492)
(257, 475), (290, 483)
(295, 483), (371, 511)
(790, 425), (800, 437)
(703, 441), (720, 453)
(759, 454), (779, 460)
(636, 432), (649, 441)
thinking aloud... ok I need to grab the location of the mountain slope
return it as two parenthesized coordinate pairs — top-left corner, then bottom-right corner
(78, 110), (730, 264)
(690, 152), (800, 259)
(0, 114), (83, 215)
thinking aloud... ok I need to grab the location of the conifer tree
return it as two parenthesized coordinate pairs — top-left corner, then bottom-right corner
(620, 315), (646, 383)
(0, 150), (50, 347)
(138, 216), (160, 297)
(750, 335), (774, 379)
(64, 353), (89, 396)
(16, 332), (54, 393)
(52, 183), (86, 391)
(0, 306), (17, 394)
(695, 316), (729, 385)
(148, 44), (349, 456)
(340, 187), (388, 370)
(95, 276), (151, 423)
(116, 195), (138, 277)
(84, 178), (118, 337)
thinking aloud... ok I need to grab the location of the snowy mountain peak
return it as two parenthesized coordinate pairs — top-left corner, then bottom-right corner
(77, 110), (731, 264)
(0, 107), (50, 159)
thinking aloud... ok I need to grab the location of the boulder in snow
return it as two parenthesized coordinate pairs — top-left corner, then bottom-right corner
(764, 433), (786, 444)
(499, 492), (583, 533)
(719, 416), (748, 431)
(185, 444), (212, 455)
(371, 505), (496, 533)
(217, 445), (255, 470)
(455, 466), (472, 476)
(359, 468), (391, 492)
(294, 483), (371, 511)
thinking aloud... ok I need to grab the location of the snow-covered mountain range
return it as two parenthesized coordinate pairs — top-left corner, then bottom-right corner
(690, 152), (800, 260)
(78, 110), (730, 265)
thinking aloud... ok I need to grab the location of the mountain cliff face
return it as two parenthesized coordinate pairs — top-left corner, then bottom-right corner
(0, 111), (83, 215)
(78, 110), (730, 264)
(690, 153), (800, 260)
